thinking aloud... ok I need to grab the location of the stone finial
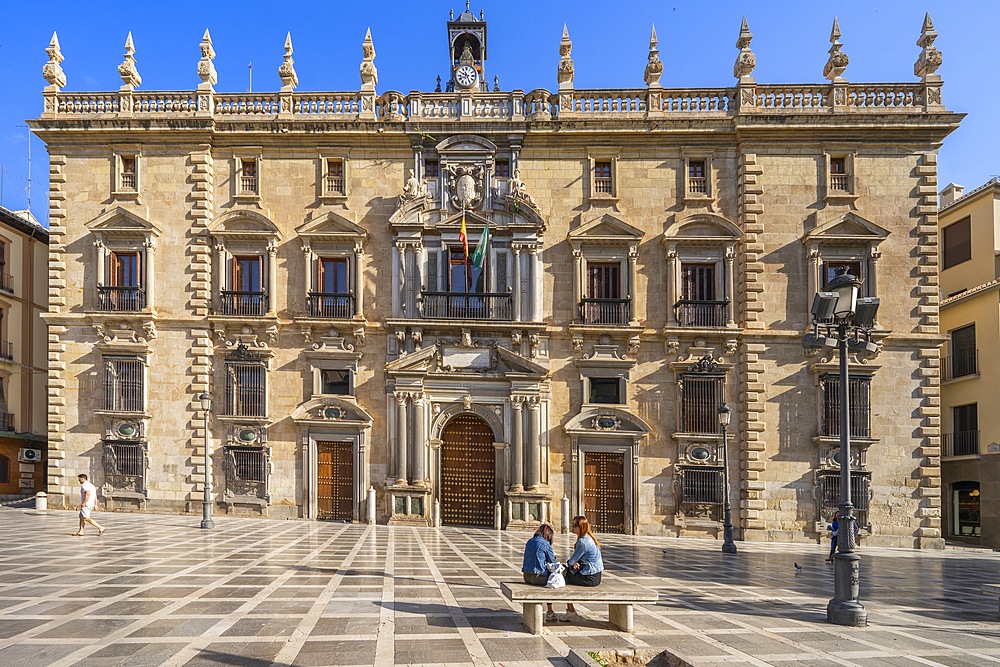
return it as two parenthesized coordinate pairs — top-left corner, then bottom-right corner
(558, 24), (574, 90)
(914, 12), (942, 81)
(360, 27), (378, 92)
(197, 29), (217, 89)
(42, 31), (66, 90)
(278, 32), (298, 91)
(823, 18), (849, 82)
(118, 32), (142, 90)
(733, 16), (756, 81)
(643, 24), (663, 88)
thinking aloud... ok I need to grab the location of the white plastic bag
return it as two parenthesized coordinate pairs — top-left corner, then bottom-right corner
(545, 562), (566, 589)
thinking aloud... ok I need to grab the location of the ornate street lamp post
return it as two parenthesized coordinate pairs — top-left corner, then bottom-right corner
(804, 271), (879, 627)
(199, 392), (215, 530)
(718, 403), (737, 554)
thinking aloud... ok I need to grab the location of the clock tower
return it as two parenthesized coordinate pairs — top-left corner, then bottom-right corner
(447, 2), (487, 92)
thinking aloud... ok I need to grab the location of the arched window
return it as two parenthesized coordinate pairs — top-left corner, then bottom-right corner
(952, 481), (981, 537)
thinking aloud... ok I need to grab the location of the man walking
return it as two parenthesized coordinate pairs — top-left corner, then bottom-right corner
(73, 474), (105, 536)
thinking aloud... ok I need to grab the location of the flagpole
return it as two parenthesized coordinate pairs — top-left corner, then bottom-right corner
(463, 206), (471, 292)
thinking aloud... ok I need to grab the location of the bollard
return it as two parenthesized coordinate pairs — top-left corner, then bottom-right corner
(34, 492), (48, 511)
(561, 495), (570, 533)
(494, 501), (502, 530)
(433, 499), (441, 527)
(366, 486), (376, 525)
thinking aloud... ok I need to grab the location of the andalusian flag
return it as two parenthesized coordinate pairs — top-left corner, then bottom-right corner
(471, 219), (489, 270)
(459, 210), (469, 260)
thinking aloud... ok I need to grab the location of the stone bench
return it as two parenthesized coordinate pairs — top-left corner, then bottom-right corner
(500, 580), (658, 635)
(981, 584), (1000, 613)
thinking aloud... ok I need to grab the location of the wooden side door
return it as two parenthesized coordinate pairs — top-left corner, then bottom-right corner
(584, 451), (626, 534)
(317, 441), (354, 521)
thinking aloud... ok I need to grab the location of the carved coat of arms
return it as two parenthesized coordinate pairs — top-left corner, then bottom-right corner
(447, 164), (484, 210)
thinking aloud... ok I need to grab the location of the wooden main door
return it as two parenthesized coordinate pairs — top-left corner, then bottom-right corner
(584, 451), (626, 534)
(317, 441), (354, 521)
(440, 415), (495, 526)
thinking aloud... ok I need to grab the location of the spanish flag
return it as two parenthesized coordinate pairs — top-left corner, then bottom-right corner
(459, 209), (469, 260)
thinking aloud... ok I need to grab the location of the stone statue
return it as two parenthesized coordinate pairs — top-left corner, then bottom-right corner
(507, 169), (536, 207)
(400, 169), (429, 203)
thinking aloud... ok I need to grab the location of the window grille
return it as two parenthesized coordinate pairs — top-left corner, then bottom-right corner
(820, 471), (870, 527)
(103, 357), (144, 412)
(225, 362), (267, 417)
(822, 375), (871, 438)
(682, 467), (723, 504)
(680, 376), (724, 434)
(103, 440), (145, 492)
(225, 446), (269, 499)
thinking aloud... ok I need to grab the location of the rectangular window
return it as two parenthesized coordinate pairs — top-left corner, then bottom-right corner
(950, 403), (979, 456)
(225, 362), (266, 417)
(234, 256), (262, 292)
(227, 447), (267, 482)
(495, 159), (510, 179)
(320, 369), (352, 396)
(589, 377), (622, 404)
(821, 260), (862, 290)
(318, 258), (349, 294)
(0, 242), (9, 294)
(680, 376), (724, 434)
(120, 156), (137, 191)
(103, 356), (144, 412)
(424, 160), (439, 178)
(325, 159), (345, 195)
(110, 252), (140, 288)
(102, 251), (144, 312)
(680, 264), (715, 301)
(449, 247), (483, 293)
(688, 160), (707, 194)
(829, 157), (848, 191)
(238, 158), (259, 194)
(587, 263), (621, 299)
(820, 471), (870, 527)
(108, 441), (144, 477)
(594, 161), (613, 195)
(583, 262), (626, 324)
(949, 325), (977, 379)
(822, 374), (871, 438)
(942, 217), (972, 269)
(681, 467), (723, 504)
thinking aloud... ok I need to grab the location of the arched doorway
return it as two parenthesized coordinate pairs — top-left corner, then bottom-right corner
(440, 414), (495, 526)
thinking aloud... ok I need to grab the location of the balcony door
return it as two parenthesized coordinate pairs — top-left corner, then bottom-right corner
(229, 256), (264, 316)
(312, 257), (351, 318)
(584, 262), (626, 324)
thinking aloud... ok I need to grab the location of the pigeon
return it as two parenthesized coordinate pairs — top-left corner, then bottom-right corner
(794, 563), (804, 570)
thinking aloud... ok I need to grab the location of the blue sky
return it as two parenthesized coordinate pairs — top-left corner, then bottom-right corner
(1, 0), (996, 222)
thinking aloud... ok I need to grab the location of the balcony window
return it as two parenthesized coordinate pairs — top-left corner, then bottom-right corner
(680, 375), (724, 435)
(819, 470), (870, 527)
(821, 374), (871, 439)
(942, 217), (972, 269)
(100, 251), (144, 312)
(103, 356), (144, 413)
(947, 403), (979, 457)
(237, 158), (259, 195)
(688, 160), (707, 195)
(593, 160), (614, 196)
(946, 324), (977, 380)
(225, 361), (267, 417)
(222, 256), (267, 316)
(308, 257), (353, 318)
(829, 158), (848, 191)
(120, 157), (137, 191)
(588, 377), (622, 405)
(325, 159), (345, 196)
(821, 260), (862, 290)
(581, 262), (629, 325)
(420, 245), (511, 321)
(0, 241), (10, 295)
(675, 263), (728, 327)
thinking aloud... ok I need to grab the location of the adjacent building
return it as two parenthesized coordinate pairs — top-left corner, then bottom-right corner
(30, 11), (961, 547)
(938, 178), (1000, 547)
(0, 206), (48, 498)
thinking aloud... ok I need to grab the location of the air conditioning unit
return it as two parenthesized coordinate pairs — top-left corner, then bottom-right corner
(18, 448), (42, 463)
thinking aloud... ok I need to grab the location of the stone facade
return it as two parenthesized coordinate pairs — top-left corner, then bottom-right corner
(30, 12), (962, 547)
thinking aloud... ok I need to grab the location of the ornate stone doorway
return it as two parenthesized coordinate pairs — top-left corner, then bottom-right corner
(317, 441), (354, 521)
(440, 414), (495, 526)
(584, 451), (626, 534)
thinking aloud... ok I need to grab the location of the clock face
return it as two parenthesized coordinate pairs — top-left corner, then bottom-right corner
(455, 65), (478, 88)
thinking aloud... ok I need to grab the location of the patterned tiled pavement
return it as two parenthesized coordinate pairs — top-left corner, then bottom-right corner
(1, 510), (1000, 667)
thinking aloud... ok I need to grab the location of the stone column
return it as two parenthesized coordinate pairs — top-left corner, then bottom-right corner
(527, 399), (541, 489)
(354, 242), (365, 319)
(512, 246), (522, 322)
(301, 244), (313, 315)
(725, 244), (736, 327)
(572, 248), (582, 322)
(666, 246), (678, 326)
(394, 392), (408, 485)
(627, 247), (638, 325)
(214, 242), (227, 312)
(412, 393), (426, 485)
(94, 239), (106, 291)
(531, 248), (541, 322)
(143, 238), (155, 310)
(266, 240), (278, 317)
(511, 397), (524, 491)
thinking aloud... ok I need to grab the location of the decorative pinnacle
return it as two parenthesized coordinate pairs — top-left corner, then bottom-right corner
(644, 24), (663, 88)
(197, 29), (217, 88)
(914, 12), (942, 81)
(823, 17), (849, 82)
(558, 24), (574, 90)
(42, 31), (66, 90)
(733, 16), (756, 81)
(278, 32), (298, 91)
(360, 27), (378, 92)
(118, 31), (142, 90)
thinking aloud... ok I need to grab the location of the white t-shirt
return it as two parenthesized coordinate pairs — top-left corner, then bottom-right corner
(80, 481), (97, 508)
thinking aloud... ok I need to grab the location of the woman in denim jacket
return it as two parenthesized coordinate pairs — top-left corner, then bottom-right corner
(521, 523), (561, 621)
(561, 515), (605, 621)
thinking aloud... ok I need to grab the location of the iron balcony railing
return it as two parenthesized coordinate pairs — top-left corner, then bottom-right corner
(681, 468), (724, 504)
(674, 299), (730, 327)
(943, 350), (978, 380)
(944, 430), (980, 457)
(420, 292), (513, 321)
(0, 341), (13, 361)
(307, 292), (354, 318)
(0, 272), (13, 294)
(219, 290), (268, 317)
(0, 413), (13, 432)
(98, 285), (145, 312)
(579, 298), (631, 325)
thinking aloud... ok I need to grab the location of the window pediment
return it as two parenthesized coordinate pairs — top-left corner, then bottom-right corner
(564, 407), (650, 437)
(211, 210), (282, 241)
(86, 207), (161, 240)
(385, 343), (548, 377)
(291, 396), (373, 427)
(664, 213), (741, 246)
(568, 213), (643, 249)
(435, 134), (497, 157)
(296, 211), (367, 246)
(802, 212), (889, 249)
